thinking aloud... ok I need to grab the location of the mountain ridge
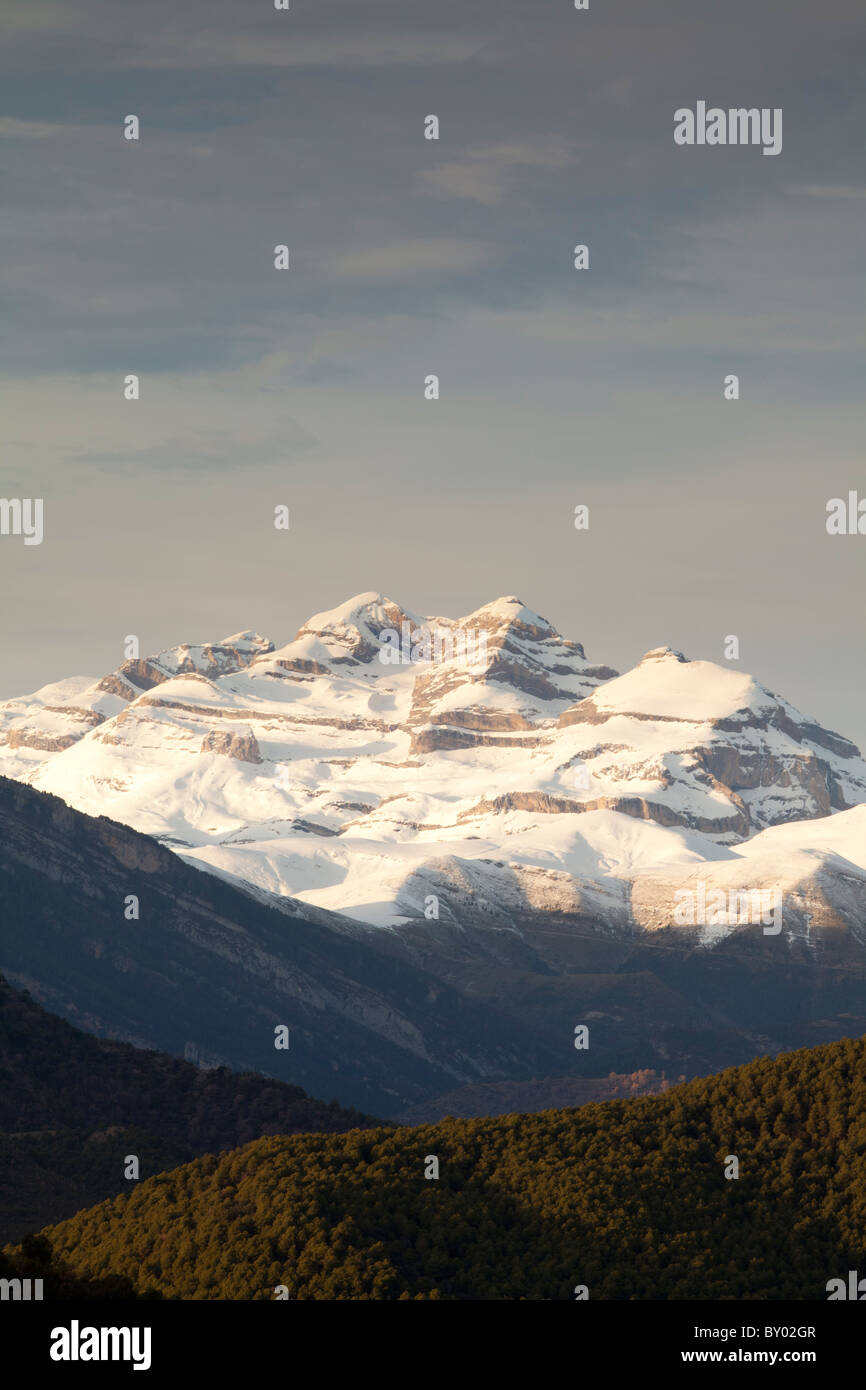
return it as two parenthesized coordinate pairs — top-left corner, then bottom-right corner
(1, 591), (862, 937)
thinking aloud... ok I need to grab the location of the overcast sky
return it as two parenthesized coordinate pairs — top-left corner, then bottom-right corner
(1, 0), (864, 746)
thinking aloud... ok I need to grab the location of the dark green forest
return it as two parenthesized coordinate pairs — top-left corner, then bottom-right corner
(15, 1034), (866, 1300)
(0, 974), (377, 1241)
(0, 1232), (160, 1300)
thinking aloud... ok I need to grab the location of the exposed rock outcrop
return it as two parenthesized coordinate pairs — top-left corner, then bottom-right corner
(200, 728), (263, 764)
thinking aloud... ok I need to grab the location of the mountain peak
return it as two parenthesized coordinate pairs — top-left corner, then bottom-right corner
(640, 646), (689, 664)
(297, 592), (414, 634)
(261, 593), (423, 670)
(460, 597), (556, 636)
(219, 631), (273, 652)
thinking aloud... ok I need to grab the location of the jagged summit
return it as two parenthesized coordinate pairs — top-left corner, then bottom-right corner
(296, 592), (418, 638)
(252, 593), (596, 682)
(220, 631), (273, 651)
(640, 646), (689, 664)
(460, 596), (556, 633)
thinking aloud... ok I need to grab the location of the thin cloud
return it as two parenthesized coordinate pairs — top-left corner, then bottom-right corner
(72, 418), (319, 473)
(0, 117), (69, 139)
(330, 238), (494, 281)
(417, 139), (576, 206)
(786, 184), (866, 199)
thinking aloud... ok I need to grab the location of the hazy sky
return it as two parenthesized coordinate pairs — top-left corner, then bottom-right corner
(1, 0), (864, 746)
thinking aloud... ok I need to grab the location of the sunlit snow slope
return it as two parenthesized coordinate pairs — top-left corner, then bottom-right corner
(1, 593), (864, 934)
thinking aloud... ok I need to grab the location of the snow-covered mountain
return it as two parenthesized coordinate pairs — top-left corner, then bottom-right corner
(1, 592), (864, 945)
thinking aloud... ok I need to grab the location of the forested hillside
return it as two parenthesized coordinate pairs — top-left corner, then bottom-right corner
(0, 975), (377, 1241)
(22, 1035), (866, 1300)
(0, 1233), (160, 1300)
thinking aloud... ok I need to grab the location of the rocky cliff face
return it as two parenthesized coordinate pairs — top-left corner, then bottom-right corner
(200, 727), (263, 764)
